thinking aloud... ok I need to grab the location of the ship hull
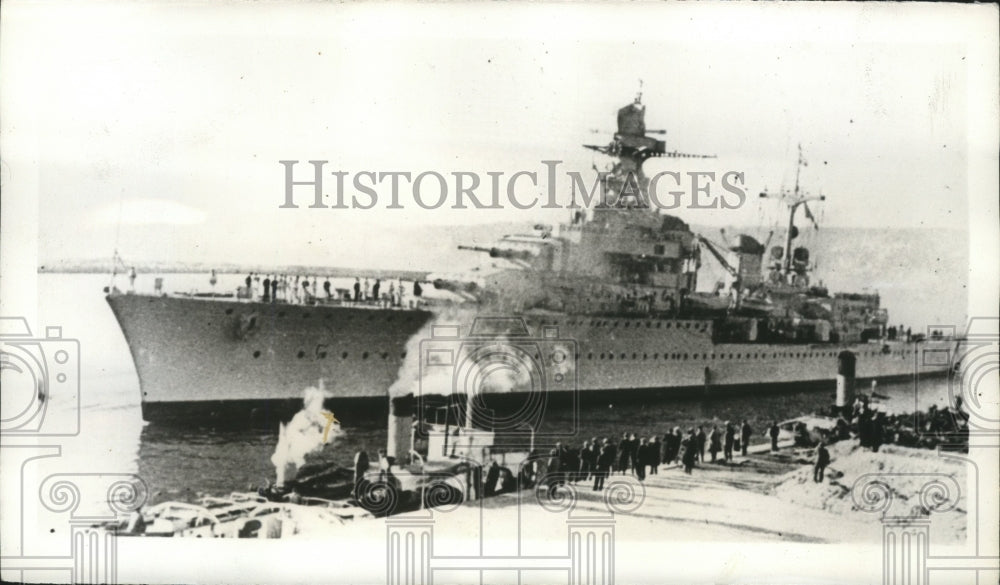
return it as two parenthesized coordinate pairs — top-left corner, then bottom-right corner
(106, 293), (953, 425)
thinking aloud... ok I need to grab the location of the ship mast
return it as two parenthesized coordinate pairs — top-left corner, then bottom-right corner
(759, 144), (825, 280)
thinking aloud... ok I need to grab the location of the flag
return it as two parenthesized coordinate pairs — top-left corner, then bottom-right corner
(803, 202), (819, 230)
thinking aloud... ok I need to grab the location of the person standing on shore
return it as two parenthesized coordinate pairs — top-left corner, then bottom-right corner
(578, 440), (594, 482)
(769, 421), (780, 452)
(353, 278), (361, 302)
(634, 438), (648, 481)
(670, 427), (683, 465)
(708, 426), (721, 462)
(616, 433), (631, 475)
(724, 422), (735, 462)
(648, 435), (660, 474)
(696, 426), (707, 463)
(262, 275), (271, 302)
(594, 439), (613, 491)
(628, 433), (640, 473)
(270, 276), (278, 301)
(740, 419), (753, 456)
(813, 441), (831, 482)
(373, 280), (381, 305)
(680, 429), (697, 474)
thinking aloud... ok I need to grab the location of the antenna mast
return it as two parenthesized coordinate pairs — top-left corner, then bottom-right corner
(759, 145), (826, 280)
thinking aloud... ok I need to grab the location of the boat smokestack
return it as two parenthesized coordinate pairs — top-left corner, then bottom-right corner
(387, 394), (414, 464)
(836, 350), (857, 415)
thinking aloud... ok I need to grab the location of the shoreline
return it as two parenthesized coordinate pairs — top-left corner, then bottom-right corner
(325, 438), (966, 545)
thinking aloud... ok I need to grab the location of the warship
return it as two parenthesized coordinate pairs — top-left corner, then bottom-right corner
(106, 94), (953, 424)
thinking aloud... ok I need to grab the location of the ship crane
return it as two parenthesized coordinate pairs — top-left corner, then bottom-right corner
(696, 235), (738, 278)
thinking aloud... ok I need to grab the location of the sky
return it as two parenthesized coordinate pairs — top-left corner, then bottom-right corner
(0, 2), (994, 268)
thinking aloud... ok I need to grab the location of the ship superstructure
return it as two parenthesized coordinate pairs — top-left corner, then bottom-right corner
(106, 94), (951, 424)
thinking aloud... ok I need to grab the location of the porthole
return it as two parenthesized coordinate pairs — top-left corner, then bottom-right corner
(297, 350), (305, 359)
(632, 353), (637, 360)
(401, 351), (407, 359)
(225, 308), (234, 315)
(362, 352), (369, 359)
(342, 352), (349, 359)
(588, 353), (594, 360)
(382, 352), (389, 359)
(253, 350), (261, 358)
(318, 351), (328, 359)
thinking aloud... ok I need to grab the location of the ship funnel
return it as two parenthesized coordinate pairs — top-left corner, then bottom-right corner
(729, 235), (765, 255)
(387, 394), (415, 465)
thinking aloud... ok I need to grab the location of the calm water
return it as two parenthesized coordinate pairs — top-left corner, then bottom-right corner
(37, 273), (954, 505)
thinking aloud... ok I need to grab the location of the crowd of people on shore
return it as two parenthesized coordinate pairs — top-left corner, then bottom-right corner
(844, 394), (969, 452)
(515, 419), (777, 494)
(234, 272), (423, 307)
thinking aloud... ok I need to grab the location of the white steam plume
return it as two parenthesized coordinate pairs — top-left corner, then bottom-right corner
(271, 384), (343, 487)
